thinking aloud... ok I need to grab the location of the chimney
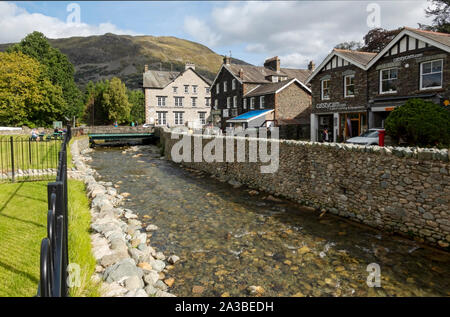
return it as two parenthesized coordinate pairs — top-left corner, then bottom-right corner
(144, 64), (148, 72)
(239, 68), (244, 79)
(223, 55), (231, 65)
(308, 60), (315, 71)
(185, 62), (195, 70)
(264, 56), (280, 73)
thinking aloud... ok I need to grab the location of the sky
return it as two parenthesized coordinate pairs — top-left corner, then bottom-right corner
(0, 1), (433, 68)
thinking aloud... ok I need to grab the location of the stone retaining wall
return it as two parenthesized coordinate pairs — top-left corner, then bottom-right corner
(72, 126), (154, 137)
(158, 128), (450, 249)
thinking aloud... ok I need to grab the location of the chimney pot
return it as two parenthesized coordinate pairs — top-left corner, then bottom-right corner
(185, 62), (195, 70)
(144, 64), (148, 72)
(308, 60), (315, 71)
(239, 68), (244, 79)
(264, 56), (280, 72)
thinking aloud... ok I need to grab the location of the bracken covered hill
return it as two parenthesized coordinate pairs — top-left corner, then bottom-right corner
(0, 33), (249, 90)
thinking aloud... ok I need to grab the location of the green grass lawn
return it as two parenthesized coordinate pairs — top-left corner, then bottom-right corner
(0, 180), (100, 297)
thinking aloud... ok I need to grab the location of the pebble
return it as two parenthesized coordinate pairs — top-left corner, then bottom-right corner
(192, 286), (205, 294)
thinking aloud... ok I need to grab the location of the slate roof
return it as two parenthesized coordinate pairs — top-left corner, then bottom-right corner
(244, 78), (311, 98)
(333, 49), (377, 66)
(143, 68), (212, 88)
(225, 64), (312, 85)
(404, 27), (450, 49)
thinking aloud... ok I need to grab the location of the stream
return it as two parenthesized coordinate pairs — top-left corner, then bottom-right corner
(89, 144), (450, 297)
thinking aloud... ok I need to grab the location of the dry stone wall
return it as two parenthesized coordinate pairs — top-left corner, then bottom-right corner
(158, 128), (450, 248)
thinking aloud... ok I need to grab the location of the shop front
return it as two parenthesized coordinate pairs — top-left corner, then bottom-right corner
(311, 101), (368, 142)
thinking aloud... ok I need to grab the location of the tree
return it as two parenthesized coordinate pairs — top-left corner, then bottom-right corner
(7, 31), (84, 119)
(361, 28), (402, 53)
(385, 98), (450, 147)
(419, 0), (450, 33)
(103, 78), (131, 124)
(0, 52), (65, 127)
(82, 80), (110, 125)
(334, 41), (363, 51)
(127, 90), (145, 124)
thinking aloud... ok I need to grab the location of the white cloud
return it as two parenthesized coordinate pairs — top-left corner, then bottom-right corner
(184, 1), (433, 68)
(0, 2), (138, 44)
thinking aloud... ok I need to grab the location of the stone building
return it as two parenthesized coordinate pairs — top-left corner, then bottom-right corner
(211, 56), (312, 131)
(307, 27), (450, 142)
(142, 63), (212, 128)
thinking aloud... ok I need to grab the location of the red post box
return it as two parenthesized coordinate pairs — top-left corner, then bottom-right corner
(378, 129), (385, 147)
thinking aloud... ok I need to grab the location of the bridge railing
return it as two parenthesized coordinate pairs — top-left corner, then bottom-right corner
(37, 126), (71, 297)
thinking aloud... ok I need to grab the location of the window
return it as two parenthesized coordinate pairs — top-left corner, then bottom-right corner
(184, 85), (189, 94)
(420, 59), (443, 90)
(216, 84), (219, 94)
(233, 96), (237, 108)
(174, 97), (183, 107)
(198, 112), (206, 125)
(191, 97), (197, 107)
(232, 79), (236, 90)
(227, 97), (231, 108)
(243, 98), (247, 109)
(205, 97), (210, 107)
(321, 79), (330, 100)
(223, 109), (229, 117)
(156, 111), (167, 125)
(174, 112), (184, 125)
(173, 86), (178, 93)
(224, 81), (228, 92)
(380, 68), (398, 94)
(344, 75), (355, 97)
(206, 87), (210, 94)
(157, 96), (166, 107)
(192, 85), (198, 94)
(260, 96), (265, 109)
(214, 99), (218, 110)
(250, 97), (255, 109)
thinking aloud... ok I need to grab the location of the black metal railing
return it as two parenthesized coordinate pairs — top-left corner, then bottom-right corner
(37, 126), (71, 297)
(0, 134), (64, 183)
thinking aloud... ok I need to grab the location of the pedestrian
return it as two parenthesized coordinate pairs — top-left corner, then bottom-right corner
(131, 121), (135, 127)
(114, 121), (118, 128)
(322, 128), (329, 142)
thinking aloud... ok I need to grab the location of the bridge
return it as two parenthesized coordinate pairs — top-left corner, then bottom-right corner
(88, 133), (157, 147)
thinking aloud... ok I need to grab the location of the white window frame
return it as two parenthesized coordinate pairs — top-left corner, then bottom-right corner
(206, 87), (210, 94)
(243, 98), (247, 109)
(344, 75), (355, 98)
(260, 96), (265, 109)
(174, 112), (184, 125)
(227, 97), (231, 108)
(250, 97), (255, 109)
(157, 96), (166, 107)
(321, 79), (330, 100)
(156, 111), (167, 125)
(232, 79), (236, 90)
(184, 85), (189, 94)
(379, 68), (398, 94)
(198, 112), (206, 125)
(223, 109), (229, 118)
(192, 85), (198, 94)
(216, 84), (219, 94)
(174, 97), (183, 107)
(205, 97), (210, 107)
(191, 97), (197, 107)
(420, 59), (443, 90)
(223, 81), (227, 92)
(214, 99), (218, 110)
(233, 96), (237, 108)
(173, 86), (178, 94)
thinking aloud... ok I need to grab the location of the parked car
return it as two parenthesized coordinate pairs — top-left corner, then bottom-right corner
(142, 123), (154, 128)
(345, 128), (383, 145)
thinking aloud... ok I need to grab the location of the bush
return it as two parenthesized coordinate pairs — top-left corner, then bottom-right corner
(385, 98), (450, 147)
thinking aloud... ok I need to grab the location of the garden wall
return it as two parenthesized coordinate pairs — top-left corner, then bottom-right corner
(157, 128), (450, 248)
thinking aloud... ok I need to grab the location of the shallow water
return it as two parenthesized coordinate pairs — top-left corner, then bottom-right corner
(90, 145), (450, 297)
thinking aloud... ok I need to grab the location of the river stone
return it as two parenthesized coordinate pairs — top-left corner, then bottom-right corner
(167, 255), (180, 264)
(125, 275), (144, 291)
(154, 280), (168, 291)
(110, 238), (128, 252)
(143, 270), (160, 285)
(101, 282), (128, 297)
(150, 259), (165, 272)
(103, 258), (141, 283)
(155, 290), (176, 297)
(137, 243), (148, 252)
(100, 250), (129, 267)
(107, 187), (118, 196)
(155, 252), (166, 260)
(135, 289), (148, 297)
(145, 284), (158, 296)
(146, 224), (158, 231)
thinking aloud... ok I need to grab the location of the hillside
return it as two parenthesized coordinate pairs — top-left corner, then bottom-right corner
(0, 33), (249, 90)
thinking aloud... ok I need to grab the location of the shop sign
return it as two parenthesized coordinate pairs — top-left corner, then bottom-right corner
(392, 53), (423, 63)
(385, 107), (395, 111)
(315, 102), (365, 112)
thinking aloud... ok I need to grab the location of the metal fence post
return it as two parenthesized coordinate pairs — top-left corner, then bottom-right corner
(10, 136), (14, 182)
